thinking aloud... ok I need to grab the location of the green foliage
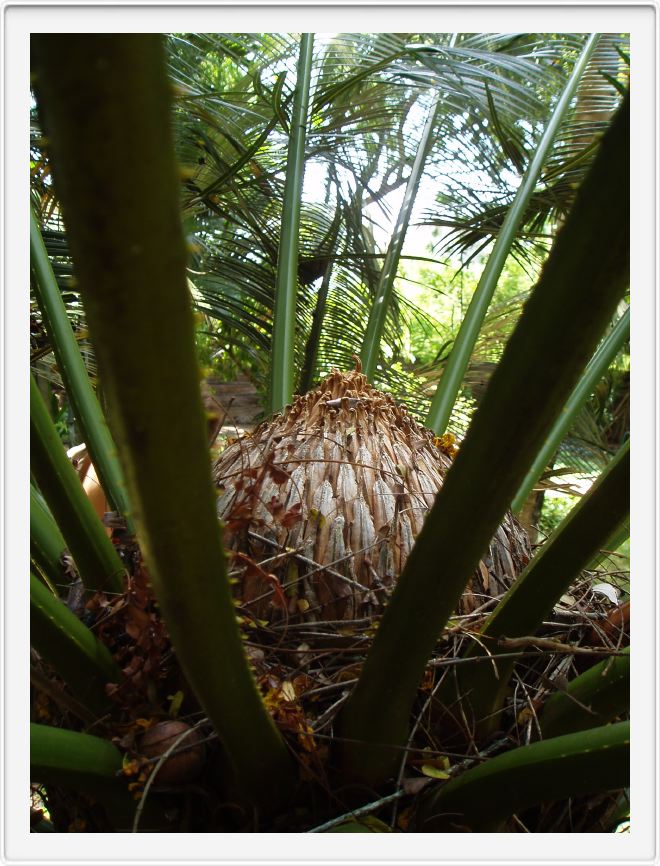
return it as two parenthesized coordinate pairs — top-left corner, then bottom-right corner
(30, 376), (125, 594)
(30, 573), (120, 713)
(270, 33), (315, 412)
(30, 484), (67, 594)
(425, 33), (629, 265)
(51, 397), (71, 443)
(399, 255), (536, 369)
(539, 490), (578, 537)
(28, 32), (630, 835)
(338, 94), (629, 784)
(414, 722), (630, 832)
(30, 724), (148, 829)
(32, 32), (293, 808)
(512, 307), (629, 512)
(539, 648), (629, 738)
(360, 99), (441, 380)
(426, 34), (600, 435)
(162, 31), (601, 408)
(441, 442), (629, 739)
(31, 210), (132, 521)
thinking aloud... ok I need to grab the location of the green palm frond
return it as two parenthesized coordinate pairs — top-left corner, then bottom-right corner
(33, 32), (595, 415)
(421, 33), (629, 263)
(162, 32), (586, 410)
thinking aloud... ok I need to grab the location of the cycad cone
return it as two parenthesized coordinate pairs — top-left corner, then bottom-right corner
(214, 367), (530, 622)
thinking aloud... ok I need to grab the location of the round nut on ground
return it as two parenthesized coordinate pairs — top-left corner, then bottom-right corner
(139, 720), (205, 785)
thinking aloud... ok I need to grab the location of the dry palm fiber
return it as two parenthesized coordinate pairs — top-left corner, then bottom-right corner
(213, 365), (531, 622)
(31, 556), (629, 832)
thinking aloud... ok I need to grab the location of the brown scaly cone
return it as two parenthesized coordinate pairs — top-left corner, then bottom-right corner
(213, 365), (531, 622)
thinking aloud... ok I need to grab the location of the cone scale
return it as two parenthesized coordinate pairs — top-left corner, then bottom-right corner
(214, 366), (531, 622)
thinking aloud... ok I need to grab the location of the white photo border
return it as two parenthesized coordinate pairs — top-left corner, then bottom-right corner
(3, 3), (657, 863)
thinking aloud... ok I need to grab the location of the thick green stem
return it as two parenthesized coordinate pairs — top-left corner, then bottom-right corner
(30, 376), (125, 594)
(590, 517), (630, 569)
(298, 257), (333, 393)
(512, 306), (629, 512)
(30, 483), (68, 594)
(414, 721), (629, 831)
(30, 573), (120, 714)
(337, 94), (629, 786)
(539, 648), (629, 739)
(360, 98), (440, 381)
(443, 442), (629, 736)
(426, 34), (600, 435)
(31, 211), (132, 525)
(30, 723), (154, 829)
(31, 722), (123, 783)
(32, 34), (293, 806)
(270, 33), (314, 413)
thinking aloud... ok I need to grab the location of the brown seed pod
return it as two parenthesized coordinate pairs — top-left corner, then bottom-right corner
(139, 720), (205, 785)
(588, 599), (630, 647)
(213, 366), (531, 622)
